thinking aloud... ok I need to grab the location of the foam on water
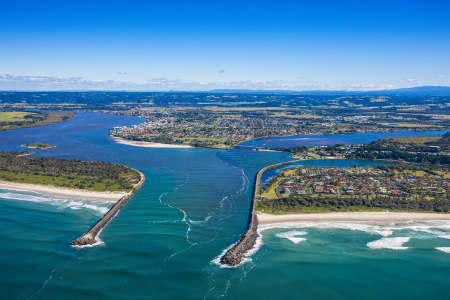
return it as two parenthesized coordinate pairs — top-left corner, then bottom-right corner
(367, 237), (410, 250)
(0, 190), (111, 215)
(436, 247), (450, 253)
(213, 220), (450, 267)
(211, 231), (263, 268)
(276, 230), (307, 244)
(71, 227), (106, 249)
(259, 221), (394, 237)
(259, 220), (450, 239)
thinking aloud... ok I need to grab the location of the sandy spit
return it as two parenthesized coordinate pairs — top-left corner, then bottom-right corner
(111, 136), (192, 148)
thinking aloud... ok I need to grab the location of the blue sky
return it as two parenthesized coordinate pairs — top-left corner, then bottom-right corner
(1, 0), (449, 91)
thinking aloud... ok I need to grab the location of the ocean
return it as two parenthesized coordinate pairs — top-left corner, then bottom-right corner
(0, 112), (449, 300)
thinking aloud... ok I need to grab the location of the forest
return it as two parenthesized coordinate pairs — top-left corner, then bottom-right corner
(255, 194), (450, 213)
(0, 151), (141, 192)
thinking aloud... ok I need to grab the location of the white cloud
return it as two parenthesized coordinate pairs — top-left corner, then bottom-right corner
(0, 73), (436, 92)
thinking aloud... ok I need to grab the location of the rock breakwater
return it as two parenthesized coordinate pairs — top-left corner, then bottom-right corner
(220, 160), (299, 266)
(72, 169), (145, 246)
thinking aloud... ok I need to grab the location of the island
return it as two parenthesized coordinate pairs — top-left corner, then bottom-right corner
(22, 143), (56, 150)
(0, 151), (145, 246)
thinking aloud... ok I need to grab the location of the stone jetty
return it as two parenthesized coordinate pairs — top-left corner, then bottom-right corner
(72, 169), (145, 246)
(220, 160), (299, 266)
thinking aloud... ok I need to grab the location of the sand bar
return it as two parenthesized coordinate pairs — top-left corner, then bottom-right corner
(111, 136), (192, 148)
(257, 212), (450, 224)
(0, 181), (126, 202)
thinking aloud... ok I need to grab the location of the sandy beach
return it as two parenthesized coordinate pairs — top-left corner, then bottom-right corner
(111, 136), (192, 148)
(257, 211), (450, 224)
(0, 181), (126, 202)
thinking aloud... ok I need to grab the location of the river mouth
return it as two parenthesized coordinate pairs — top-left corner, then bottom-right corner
(1, 111), (449, 300)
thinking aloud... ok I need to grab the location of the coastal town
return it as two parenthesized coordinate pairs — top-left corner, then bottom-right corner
(256, 164), (450, 213)
(265, 166), (449, 200)
(103, 92), (450, 149)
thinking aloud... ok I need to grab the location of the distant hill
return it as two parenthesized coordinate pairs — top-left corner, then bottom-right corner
(207, 86), (450, 96)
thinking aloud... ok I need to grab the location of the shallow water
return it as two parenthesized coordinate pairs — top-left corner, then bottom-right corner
(0, 112), (449, 300)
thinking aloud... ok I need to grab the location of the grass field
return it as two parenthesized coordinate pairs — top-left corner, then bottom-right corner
(0, 112), (37, 123)
(0, 111), (74, 130)
(386, 135), (441, 144)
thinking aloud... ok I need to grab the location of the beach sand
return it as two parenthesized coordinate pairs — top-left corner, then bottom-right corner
(0, 181), (126, 202)
(111, 136), (192, 148)
(257, 211), (450, 224)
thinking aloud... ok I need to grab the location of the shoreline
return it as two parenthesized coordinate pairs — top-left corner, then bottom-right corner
(0, 181), (126, 202)
(111, 136), (192, 148)
(257, 212), (450, 224)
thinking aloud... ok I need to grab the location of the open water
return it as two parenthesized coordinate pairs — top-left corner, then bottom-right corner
(0, 112), (449, 300)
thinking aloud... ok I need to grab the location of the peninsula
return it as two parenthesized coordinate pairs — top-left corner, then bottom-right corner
(220, 136), (450, 266)
(0, 151), (145, 245)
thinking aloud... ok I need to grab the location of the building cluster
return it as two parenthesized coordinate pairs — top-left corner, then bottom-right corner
(276, 166), (450, 199)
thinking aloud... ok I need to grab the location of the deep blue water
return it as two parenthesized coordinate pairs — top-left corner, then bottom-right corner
(0, 112), (449, 300)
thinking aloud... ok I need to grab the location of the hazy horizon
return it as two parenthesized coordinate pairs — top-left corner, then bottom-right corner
(1, 0), (449, 91)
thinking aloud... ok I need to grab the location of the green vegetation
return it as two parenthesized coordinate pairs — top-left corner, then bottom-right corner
(2, 91), (447, 148)
(387, 135), (441, 144)
(0, 111), (74, 130)
(255, 164), (450, 214)
(0, 112), (36, 122)
(22, 143), (56, 150)
(350, 133), (450, 165)
(273, 133), (450, 164)
(0, 151), (141, 192)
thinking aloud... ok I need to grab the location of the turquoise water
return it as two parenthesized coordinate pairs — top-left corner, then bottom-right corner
(0, 112), (449, 300)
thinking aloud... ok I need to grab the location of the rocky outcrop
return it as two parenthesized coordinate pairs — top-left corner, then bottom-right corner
(220, 213), (258, 266)
(72, 169), (145, 246)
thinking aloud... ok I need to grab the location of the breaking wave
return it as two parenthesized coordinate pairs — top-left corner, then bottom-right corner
(0, 191), (111, 215)
(259, 221), (394, 237)
(259, 220), (450, 238)
(276, 230), (307, 244)
(367, 237), (410, 250)
(436, 247), (450, 253)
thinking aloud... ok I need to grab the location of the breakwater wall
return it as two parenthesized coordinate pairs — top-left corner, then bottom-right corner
(220, 160), (299, 266)
(72, 169), (145, 246)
